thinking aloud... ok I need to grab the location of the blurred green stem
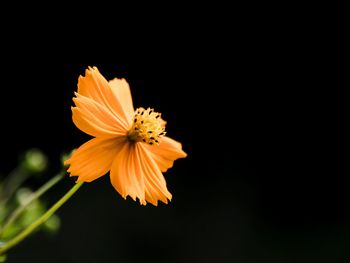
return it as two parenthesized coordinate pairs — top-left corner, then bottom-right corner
(0, 182), (83, 255)
(0, 167), (30, 205)
(0, 172), (65, 236)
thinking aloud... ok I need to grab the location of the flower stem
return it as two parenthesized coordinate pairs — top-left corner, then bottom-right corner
(0, 167), (30, 206)
(0, 182), (83, 255)
(0, 172), (64, 236)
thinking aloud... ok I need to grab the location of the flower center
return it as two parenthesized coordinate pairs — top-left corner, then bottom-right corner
(127, 107), (166, 145)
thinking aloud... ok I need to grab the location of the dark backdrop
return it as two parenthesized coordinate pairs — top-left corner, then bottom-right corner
(0, 29), (348, 262)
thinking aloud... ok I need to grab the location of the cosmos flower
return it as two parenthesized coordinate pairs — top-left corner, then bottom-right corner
(65, 67), (187, 206)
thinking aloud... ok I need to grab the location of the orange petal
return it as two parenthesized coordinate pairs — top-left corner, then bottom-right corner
(72, 93), (127, 137)
(110, 142), (172, 206)
(136, 143), (172, 205)
(109, 78), (135, 126)
(145, 136), (187, 172)
(77, 67), (131, 128)
(109, 143), (145, 203)
(65, 137), (126, 182)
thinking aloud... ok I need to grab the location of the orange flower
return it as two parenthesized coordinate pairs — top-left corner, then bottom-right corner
(64, 67), (187, 206)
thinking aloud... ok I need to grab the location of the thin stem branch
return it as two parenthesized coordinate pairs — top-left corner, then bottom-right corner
(0, 182), (83, 255)
(0, 167), (30, 206)
(0, 173), (65, 235)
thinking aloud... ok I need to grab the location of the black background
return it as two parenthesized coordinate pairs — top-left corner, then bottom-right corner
(0, 18), (348, 263)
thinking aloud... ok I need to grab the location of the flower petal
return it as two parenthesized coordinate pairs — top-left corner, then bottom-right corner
(109, 143), (145, 203)
(77, 67), (131, 128)
(136, 144), (172, 205)
(65, 137), (126, 182)
(72, 93), (127, 137)
(110, 142), (172, 206)
(145, 136), (187, 172)
(109, 78), (135, 126)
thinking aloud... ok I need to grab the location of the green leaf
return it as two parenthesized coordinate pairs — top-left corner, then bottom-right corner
(0, 254), (6, 262)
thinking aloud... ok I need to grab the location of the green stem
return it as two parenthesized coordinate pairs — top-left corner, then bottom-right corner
(0, 182), (83, 255)
(0, 173), (64, 235)
(0, 167), (30, 206)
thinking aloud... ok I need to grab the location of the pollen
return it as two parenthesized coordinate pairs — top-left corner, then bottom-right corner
(127, 107), (166, 145)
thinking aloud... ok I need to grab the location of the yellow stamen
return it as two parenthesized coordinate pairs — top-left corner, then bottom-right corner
(127, 107), (166, 145)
